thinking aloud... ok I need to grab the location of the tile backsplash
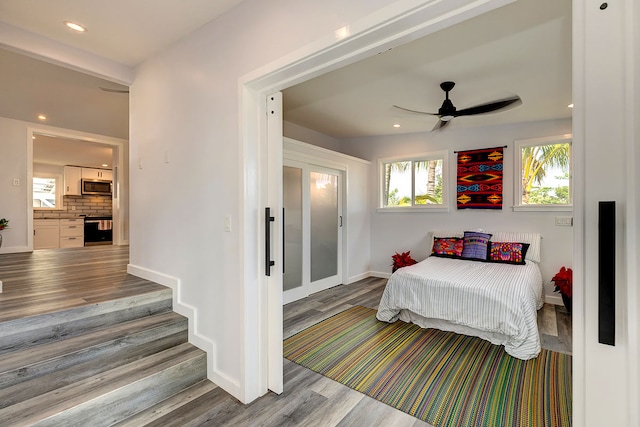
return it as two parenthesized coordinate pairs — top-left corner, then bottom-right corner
(33, 195), (112, 219)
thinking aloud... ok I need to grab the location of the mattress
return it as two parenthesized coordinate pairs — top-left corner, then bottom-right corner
(376, 256), (544, 360)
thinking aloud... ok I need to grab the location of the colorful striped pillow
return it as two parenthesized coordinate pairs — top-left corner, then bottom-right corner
(461, 231), (492, 260)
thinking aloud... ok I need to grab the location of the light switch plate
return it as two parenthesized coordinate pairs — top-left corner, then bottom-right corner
(555, 216), (573, 226)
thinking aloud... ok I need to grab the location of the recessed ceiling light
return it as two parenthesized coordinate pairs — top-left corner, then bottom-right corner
(393, 124), (401, 128)
(568, 103), (574, 108)
(64, 21), (87, 32)
(37, 114), (47, 121)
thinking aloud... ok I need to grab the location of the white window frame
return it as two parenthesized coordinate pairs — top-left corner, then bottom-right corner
(378, 150), (449, 212)
(513, 134), (573, 212)
(33, 172), (63, 211)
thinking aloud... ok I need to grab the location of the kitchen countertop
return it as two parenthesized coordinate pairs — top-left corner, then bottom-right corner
(33, 213), (112, 220)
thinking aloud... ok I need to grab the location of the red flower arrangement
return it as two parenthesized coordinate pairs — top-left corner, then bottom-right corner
(391, 251), (417, 272)
(551, 266), (573, 298)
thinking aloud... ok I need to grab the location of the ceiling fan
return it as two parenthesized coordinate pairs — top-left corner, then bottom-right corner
(393, 81), (522, 131)
(99, 87), (129, 94)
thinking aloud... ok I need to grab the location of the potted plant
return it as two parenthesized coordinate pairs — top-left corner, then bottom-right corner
(391, 251), (417, 273)
(551, 266), (572, 313)
(0, 218), (8, 248)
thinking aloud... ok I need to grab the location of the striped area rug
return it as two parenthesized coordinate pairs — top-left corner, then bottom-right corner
(284, 305), (572, 427)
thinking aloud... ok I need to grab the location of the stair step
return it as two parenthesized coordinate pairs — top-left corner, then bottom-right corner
(0, 311), (188, 408)
(115, 379), (220, 426)
(0, 342), (207, 426)
(0, 288), (173, 355)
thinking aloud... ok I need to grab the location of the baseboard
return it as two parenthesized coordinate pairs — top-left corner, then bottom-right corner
(127, 263), (242, 401)
(545, 293), (564, 306)
(346, 272), (373, 284)
(0, 245), (31, 254)
(369, 271), (392, 279)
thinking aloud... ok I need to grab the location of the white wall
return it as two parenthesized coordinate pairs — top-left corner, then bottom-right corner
(340, 118), (573, 300)
(0, 117), (30, 252)
(128, 0), (397, 401)
(284, 121), (341, 152)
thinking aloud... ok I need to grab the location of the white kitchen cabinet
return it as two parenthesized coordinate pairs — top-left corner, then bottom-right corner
(60, 218), (84, 248)
(63, 166), (82, 196)
(81, 168), (113, 180)
(34, 219), (60, 250)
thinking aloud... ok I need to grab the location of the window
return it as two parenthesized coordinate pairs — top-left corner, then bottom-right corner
(33, 173), (63, 209)
(514, 135), (572, 211)
(380, 151), (448, 210)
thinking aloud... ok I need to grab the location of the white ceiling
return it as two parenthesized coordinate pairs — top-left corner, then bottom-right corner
(0, 0), (572, 154)
(33, 134), (113, 169)
(283, 0), (572, 138)
(0, 0), (246, 66)
(0, 48), (130, 139)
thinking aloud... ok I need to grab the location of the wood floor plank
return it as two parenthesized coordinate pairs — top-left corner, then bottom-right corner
(0, 246), (572, 426)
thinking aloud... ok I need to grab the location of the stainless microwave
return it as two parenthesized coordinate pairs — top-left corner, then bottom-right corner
(81, 179), (112, 195)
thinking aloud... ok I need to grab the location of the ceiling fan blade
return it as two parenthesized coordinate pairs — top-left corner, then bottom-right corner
(392, 105), (438, 116)
(454, 95), (521, 117)
(100, 87), (129, 93)
(431, 119), (450, 132)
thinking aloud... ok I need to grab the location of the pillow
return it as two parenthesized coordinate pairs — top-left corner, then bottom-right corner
(490, 231), (541, 262)
(461, 231), (492, 260)
(431, 237), (463, 258)
(488, 242), (530, 265)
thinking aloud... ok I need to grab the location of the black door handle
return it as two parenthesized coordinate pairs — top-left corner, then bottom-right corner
(265, 207), (275, 276)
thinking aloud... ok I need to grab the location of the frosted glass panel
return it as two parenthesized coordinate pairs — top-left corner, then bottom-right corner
(283, 166), (303, 291)
(310, 171), (338, 282)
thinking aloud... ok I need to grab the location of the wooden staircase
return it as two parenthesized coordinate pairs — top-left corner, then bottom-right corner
(0, 284), (217, 426)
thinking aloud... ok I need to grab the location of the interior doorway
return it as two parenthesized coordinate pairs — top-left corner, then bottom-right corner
(27, 126), (128, 249)
(243, 0), (572, 405)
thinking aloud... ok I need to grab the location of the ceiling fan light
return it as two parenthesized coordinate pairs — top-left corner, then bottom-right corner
(440, 115), (454, 122)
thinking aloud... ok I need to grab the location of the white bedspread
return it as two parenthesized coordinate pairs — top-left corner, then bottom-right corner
(376, 256), (544, 360)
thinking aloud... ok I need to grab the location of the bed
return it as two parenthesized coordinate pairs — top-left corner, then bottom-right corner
(376, 230), (544, 360)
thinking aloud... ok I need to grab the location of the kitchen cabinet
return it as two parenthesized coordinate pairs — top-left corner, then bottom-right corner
(81, 168), (113, 180)
(64, 166), (82, 196)
(60, 218), (84, 248)
(34, 219), (60, 250)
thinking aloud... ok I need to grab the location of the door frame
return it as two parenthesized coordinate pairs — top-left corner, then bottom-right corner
(238, 0), (586, 406)
(26, 125), (128, 249)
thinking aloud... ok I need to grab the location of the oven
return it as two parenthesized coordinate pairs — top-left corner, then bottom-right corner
(84, 216), (113, 246)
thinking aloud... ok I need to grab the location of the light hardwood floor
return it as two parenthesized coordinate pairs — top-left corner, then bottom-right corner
(0, 247), (571, 426)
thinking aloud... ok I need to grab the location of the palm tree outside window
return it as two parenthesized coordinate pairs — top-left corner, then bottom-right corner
(380, 151), (448, 209)
(515, 135), (572, 211)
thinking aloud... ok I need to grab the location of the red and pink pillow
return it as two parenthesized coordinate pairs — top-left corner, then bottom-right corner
(431, 237), (464, 258)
